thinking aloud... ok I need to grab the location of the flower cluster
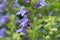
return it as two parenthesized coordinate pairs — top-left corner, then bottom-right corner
(0, 0), (9, 38)
(16, 6), (30, 36)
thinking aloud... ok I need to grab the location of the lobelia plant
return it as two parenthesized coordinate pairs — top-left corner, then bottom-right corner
(0, 0), (60, 40)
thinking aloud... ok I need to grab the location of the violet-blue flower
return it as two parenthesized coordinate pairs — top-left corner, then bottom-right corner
(12, 0), (20, 9)
(3, 13), (10, 23)
(34, 0), (47, 9)
(16, 6), (30, 16)
(16, 15), (30, 28)
(0, 27), (7, 38)
(0, 0), (8, 9)
(16, 27), (28, 36)
(18, 16), (29, 27)
(0, 13), (10, 26)
(16, 6), (26, 16)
